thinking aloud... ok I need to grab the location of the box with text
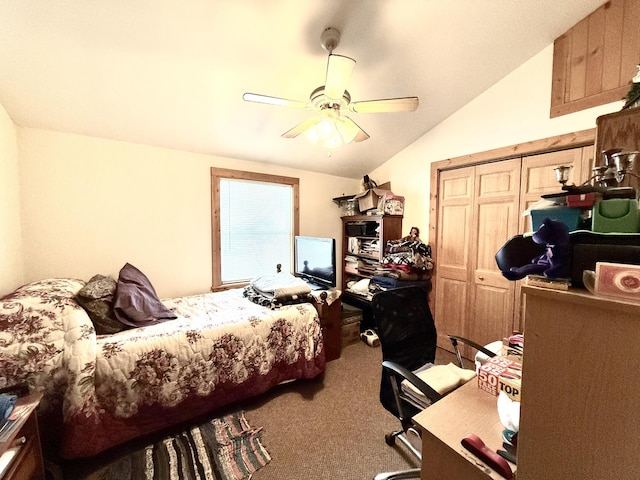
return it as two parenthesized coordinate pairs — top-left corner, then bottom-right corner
(477, 356), (522, 401)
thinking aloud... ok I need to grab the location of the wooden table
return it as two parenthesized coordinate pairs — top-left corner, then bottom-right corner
(413, 381), (516, 480)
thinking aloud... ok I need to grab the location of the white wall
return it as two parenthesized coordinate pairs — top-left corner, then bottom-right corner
(372, 44), (625, 241)
(0, 103), (24, 295)
(9, 43), (633, 297)
(17, 128), (357, 297)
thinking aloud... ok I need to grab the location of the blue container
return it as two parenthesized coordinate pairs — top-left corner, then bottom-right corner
(530, 207), (583, 232)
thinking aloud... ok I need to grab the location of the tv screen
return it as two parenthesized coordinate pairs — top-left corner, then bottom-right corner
(294, 236), (336, 290)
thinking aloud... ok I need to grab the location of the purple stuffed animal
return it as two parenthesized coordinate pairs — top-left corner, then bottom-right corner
(502, 218), (571, 280)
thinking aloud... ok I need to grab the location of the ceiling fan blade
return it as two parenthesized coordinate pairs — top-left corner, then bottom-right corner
(281, 118), (320, 138)
(350, 96), (419, 113)
(325, 54), (356, 100)
(342, 116), (369, 143)
(243, 93), (308, 109)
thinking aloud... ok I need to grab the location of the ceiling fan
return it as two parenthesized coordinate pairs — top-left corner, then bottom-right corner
(243, 27), (419, 149)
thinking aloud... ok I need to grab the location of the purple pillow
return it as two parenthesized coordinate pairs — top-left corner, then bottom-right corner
(113, 263), (177, 327)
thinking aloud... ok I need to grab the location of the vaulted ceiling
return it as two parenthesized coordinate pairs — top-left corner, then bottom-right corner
(0, 1), (606, 178)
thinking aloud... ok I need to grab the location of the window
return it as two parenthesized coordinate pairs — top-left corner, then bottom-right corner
(211, 168), (299, 290)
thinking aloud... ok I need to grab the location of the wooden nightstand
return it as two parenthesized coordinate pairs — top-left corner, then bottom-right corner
(0, 392), (45, 480)
(311, 291), (342, 362)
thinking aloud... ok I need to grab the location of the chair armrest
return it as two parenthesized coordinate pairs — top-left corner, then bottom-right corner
(447, 335), (497, 369)
(382, 360), (443, 405)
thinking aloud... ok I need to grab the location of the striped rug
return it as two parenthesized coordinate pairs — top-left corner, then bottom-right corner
(89, 412), (271, 480)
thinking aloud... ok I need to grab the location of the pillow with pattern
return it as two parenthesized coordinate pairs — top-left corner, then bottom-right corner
(76, 274), (128, 334)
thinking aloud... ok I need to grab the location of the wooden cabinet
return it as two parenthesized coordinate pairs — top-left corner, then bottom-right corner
(0, 393), (44, 480)
(517, 286), (640, 480)
(550, 0), (640, 118)
(340, 215), (403, 291)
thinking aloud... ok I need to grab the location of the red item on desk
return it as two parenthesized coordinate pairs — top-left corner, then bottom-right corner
(566, 192), (601, 208)
(461, 433), (514, 479)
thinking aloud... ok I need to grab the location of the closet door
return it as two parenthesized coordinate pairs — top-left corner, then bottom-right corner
(434, 168), (474, 350)
(513, 146), (594, 330)
(467, 160), (521, 349)
(434, 160), (520, 353)
(520, 147), (594, 233)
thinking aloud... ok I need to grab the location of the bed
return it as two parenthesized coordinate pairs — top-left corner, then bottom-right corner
(0, 276), (325, 458)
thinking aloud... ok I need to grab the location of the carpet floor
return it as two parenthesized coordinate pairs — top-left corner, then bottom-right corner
(233, 340), (458, 479)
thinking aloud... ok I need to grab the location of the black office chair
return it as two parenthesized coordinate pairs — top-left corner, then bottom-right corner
(371, 286), (497, 480)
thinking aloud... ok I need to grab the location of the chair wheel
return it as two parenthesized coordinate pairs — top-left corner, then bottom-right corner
(385, 433), (396, 446)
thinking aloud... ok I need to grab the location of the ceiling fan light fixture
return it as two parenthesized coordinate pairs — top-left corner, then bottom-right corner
(304, 114), (359, 149)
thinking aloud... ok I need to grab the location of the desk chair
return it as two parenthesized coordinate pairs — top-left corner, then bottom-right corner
(371, 286), (497, 480)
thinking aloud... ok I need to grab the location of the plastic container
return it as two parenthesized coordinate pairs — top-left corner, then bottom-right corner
(591, 199), (640, 233)
(530, 207), (583, 232)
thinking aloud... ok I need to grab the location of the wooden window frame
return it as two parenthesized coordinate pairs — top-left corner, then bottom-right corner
(210, 167), (300, 291)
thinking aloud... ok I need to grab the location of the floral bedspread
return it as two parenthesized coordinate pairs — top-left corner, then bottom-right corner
(0, 278), (325, 458)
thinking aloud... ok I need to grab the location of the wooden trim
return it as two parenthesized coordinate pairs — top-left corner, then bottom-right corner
(550, 86), (628, 118)
(210, 168), (300, 291)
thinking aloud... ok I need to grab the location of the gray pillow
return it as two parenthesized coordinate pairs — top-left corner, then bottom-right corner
(76, 274), (128, 334)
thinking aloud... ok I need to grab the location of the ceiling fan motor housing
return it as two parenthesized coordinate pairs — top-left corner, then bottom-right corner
(321, 27), (341, 52)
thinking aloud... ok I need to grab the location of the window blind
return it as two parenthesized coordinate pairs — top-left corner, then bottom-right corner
(219, 179), (293, 284)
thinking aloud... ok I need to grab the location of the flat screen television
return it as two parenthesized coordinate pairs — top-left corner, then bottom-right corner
(294, 236), (336, 290)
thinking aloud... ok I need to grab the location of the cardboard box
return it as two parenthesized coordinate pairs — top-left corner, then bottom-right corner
(354, 188), (393, 212)
(379, 194), (405, 215)
(341, 321), (360, 346)
(501, 338), (524, 363)
(595, 261), (640, 299)
(477, 356), (522, 401)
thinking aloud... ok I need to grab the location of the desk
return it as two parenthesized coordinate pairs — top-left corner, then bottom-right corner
(413, 381), (515, 480)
